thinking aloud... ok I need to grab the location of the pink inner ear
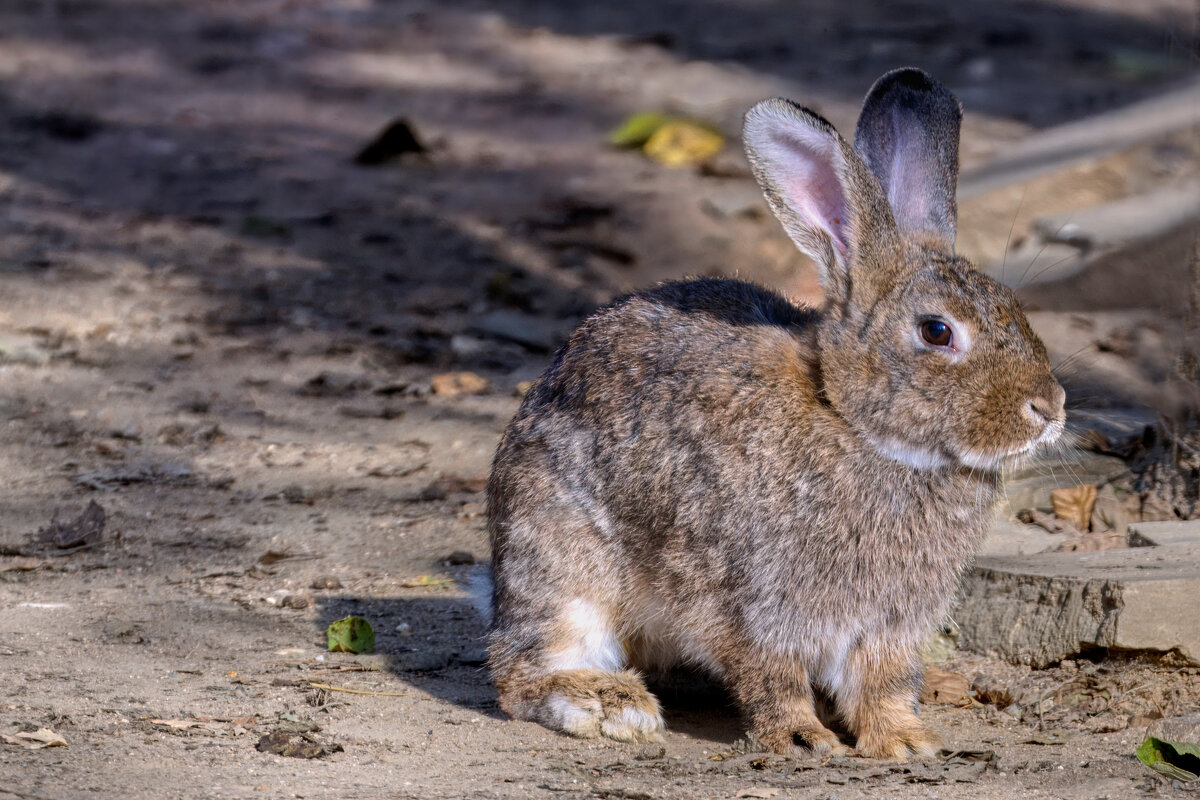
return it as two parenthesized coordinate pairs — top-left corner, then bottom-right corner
(771, 129), (849, 256)
(887, 122), (932, 235)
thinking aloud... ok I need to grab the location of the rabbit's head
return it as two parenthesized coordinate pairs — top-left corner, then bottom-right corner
(744, 68), (1064, 472)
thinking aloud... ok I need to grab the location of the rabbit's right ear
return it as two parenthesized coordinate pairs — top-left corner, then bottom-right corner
(743, 99), (896, 307)
(853, 68), (962, 250)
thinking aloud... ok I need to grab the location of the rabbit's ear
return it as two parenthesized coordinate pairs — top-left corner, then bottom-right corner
(744, 99), (896, 305)
(854, 68), (962, 250)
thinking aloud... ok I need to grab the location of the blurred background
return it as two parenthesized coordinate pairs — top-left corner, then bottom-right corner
(0, 1), (1196, 410)
(0, 2), (1197, 797)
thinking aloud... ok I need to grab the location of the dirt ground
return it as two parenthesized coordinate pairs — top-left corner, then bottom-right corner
(1, 1), (1198, 798)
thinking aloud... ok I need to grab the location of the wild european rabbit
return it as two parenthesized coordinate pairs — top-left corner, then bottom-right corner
(481, 68), (1065, 760)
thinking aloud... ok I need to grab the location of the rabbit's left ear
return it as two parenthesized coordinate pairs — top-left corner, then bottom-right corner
(854, 68), (962, 250)
(743, 99), (901, 309)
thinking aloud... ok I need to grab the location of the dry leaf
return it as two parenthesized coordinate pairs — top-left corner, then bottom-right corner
(1077, 428), (1112, 453)
(151, 719), (200, 730)
(1017, 508), (1078, 535)
(1, 728), (68, 748)
(971, 675), (1014, 709)
(353, 117), (426, 165)
(920, 667), (973, 706)
(259, 550), (293, 566)
(431, 475), (488, 495)
(430, 371), (490, 398)
(150, 719), (228, 733)
(1051, 529), (1127, 552)
(39, 500), (106, 549)
(255, 731), (343, 759)
(1050, 484), (1098, 531)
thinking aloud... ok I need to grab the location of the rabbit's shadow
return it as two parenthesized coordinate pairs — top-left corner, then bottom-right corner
(314, 592), (743, 744)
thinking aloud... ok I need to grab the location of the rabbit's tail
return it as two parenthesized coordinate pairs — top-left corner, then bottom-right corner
(466, 565), (494, 626)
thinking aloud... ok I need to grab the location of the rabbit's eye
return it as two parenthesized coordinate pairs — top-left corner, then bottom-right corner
(920, 319), (953, 347)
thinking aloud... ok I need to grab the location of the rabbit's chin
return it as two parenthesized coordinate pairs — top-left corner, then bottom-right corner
(956, 419), (1067, 473)
(868, 419), (1066, 474)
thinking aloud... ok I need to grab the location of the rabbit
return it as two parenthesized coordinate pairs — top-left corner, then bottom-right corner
(481, 68), (1066, 761)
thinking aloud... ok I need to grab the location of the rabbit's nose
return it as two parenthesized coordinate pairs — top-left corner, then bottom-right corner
(1026, 384), (1065, 424)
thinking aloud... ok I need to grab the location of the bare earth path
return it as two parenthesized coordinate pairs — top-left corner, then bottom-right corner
(0, 2), (1197, 798)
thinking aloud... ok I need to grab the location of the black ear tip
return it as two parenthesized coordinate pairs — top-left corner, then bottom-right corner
(872, 68), (942, 98)
(888, 68), (935, 92)
(864, 67), (962, 117)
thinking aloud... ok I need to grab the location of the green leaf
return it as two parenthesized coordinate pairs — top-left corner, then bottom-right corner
(327, 616), (375, 654)
(608, 112), (671, 148)
(1136, 736), (1200, 782)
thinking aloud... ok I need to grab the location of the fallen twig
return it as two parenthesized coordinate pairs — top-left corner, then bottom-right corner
(304, 681), (407, 697)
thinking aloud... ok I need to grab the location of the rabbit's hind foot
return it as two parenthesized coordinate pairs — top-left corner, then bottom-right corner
(499, 668), (665, 743)
(855, 722), (940, 762)
(756, 724), (850, 758)
(848, 695), (940, 761)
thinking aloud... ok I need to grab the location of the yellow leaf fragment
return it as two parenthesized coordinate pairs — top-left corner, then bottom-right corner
(643, 121), (724, 167)
(400, 575), (454, 589)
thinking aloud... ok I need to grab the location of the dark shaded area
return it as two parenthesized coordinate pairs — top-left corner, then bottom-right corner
(0, 0), (1193, 369)
(313, 592), (746, 743)
(455, 0), (1197, 125)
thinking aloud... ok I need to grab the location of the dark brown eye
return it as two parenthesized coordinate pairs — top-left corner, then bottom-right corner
(920, 319), (953, 347)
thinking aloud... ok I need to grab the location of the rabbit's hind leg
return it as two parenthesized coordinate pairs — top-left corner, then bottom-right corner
(833, 642), (939, 761)
(724, 646), (848, 757)
(491, 601), (664, 743)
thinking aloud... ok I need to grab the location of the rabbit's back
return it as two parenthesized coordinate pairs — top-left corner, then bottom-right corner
(491, 278), (826, 549)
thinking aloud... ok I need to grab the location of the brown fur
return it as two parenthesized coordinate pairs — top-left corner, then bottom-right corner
(483, 69), (1065, 760)
(495, 668), (663, 743)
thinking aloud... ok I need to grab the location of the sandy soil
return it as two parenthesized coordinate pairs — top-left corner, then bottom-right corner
(0, 1), (1198, 798)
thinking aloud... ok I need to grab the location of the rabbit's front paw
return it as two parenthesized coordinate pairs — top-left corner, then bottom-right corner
(855, 725), (940, 762)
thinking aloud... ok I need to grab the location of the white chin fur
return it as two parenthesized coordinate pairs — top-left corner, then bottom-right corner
(870, 416), (1065, 474)
(866, 436), (952, 470)
(955, 448), (1006, 472)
